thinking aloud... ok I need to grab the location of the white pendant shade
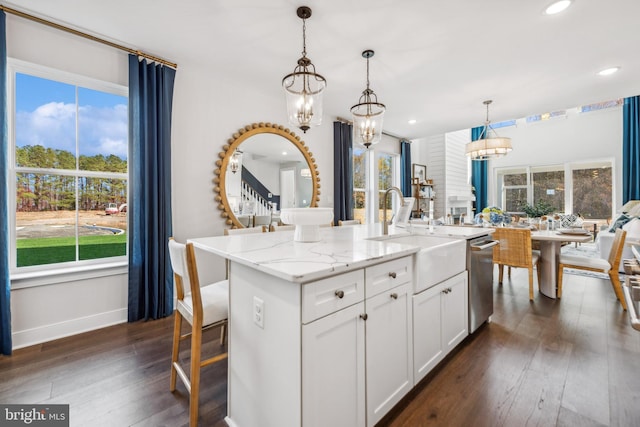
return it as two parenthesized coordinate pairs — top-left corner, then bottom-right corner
(465, 136), (512, 160)
(465, 100), (512, 160)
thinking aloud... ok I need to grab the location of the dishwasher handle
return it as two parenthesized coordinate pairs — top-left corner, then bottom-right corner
(470, 240), (499, 251)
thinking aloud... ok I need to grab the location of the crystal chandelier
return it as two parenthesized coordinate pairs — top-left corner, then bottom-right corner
(351, 50), (386, 148)
(465, 100), (512, 160)
(282, 6), (326, 133)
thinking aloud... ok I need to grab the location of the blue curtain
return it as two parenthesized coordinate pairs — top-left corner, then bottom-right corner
(0, 11), (11, 355)
(623, 95), (640, 203)
(400, 140), (412, 198)
(471, 126), (488, 213)
(333, 121), (353, 224)
(127, 55), (176, 321)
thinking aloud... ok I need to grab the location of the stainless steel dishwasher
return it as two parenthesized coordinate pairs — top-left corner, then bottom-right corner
(468, 235), (498, 333)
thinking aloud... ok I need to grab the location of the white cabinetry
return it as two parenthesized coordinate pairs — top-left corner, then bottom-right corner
(365, 281), (413, 427)
(301, 257), (413, 427)
(302, 302), (366, 427)
(413, 271), (468, 383)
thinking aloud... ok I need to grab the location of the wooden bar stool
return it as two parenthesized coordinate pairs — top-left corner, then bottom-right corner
(168, 238), (229, 426)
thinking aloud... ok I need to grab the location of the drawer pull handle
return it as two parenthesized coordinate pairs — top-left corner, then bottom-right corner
(390, 293), (398, 299)
(442, 289), (449, 294)
(360, 313), (368, 321)
(335, 290), (345, 299)
(389, 272), (397, 279)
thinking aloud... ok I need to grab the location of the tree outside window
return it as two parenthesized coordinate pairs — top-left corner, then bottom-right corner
(13, 68), (128, 268)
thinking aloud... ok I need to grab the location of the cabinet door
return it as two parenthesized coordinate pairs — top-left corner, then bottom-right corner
(441, 272), (468, 354)
(412, 283), (444, 383)
(302, 302), (366, 427)
(365, 282), (413, 427)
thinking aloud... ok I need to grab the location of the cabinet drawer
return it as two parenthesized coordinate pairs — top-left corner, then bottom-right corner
(365, 256), (413, 298)
(302, 270), (365, 324)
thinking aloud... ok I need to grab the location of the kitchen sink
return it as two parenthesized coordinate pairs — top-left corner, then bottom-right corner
(370, 234), (467, 293)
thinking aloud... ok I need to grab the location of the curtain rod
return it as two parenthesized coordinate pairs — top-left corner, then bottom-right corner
(336, 116), (411, 142)
(0, 4), (177, 68)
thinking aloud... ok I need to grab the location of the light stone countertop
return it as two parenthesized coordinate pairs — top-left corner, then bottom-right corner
(189, 224), (420, 283)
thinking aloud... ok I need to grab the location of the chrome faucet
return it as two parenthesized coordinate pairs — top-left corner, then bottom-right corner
(383, 186), (406, 235)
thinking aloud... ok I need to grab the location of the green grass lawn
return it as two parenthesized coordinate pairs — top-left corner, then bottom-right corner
(17, 234), (127, 267)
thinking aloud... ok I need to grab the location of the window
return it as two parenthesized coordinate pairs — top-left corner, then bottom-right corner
(353, 147), (367, 224)
(352, 145), (399, 224)
(10, 61), (128, 270)
(571, 162), (612, 219)
(496, 160), (613, 222)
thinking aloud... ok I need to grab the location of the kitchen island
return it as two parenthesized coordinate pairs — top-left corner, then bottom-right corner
(189, 224), (490, 427)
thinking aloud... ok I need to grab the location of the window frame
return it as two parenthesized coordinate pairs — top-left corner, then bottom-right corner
(8, 58), (129, 278)
(495, 158), (615, 220)
(353, 145), (400, 224)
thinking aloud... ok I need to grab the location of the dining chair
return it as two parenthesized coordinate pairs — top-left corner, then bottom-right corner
(168, 238), (229, 427)
(557, 228), (627, 310)
(224, 225), (267, 235)
(492, 227), (541, 300)
(338, 219), (361, 226)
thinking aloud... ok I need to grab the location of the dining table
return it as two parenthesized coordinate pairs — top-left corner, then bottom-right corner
(531, 229), (594, 298)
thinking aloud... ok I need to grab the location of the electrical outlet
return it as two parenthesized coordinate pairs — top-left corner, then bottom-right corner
(253, 296), (264, 329)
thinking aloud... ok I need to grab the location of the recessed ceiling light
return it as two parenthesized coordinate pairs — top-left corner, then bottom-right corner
(544, 0), (572, 15)
(282, 151), (288, 155)
(408, 119), (417, 125)
(597, 67), (620, 76)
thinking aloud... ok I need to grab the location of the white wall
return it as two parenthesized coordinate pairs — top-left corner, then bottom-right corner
(7, 14), (335, 349)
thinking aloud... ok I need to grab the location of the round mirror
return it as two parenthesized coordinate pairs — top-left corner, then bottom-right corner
(214, 123), (321, 229)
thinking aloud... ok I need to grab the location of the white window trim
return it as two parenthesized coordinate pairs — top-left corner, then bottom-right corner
(8, 58), (129, 280)
(495, 157), (615, 218)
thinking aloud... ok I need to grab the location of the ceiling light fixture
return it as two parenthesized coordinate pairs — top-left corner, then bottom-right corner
(465, 100), (512, 161)
(229, 149), (242, 174)
(408, 119), (417, 125)
(597, 66), (620, 76)
(544, 0), (572, 15)
(351, 49), (386, 149)
(282, 6), (326, 133)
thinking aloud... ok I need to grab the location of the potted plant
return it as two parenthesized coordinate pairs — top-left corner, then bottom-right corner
(522, 200), (555, 219)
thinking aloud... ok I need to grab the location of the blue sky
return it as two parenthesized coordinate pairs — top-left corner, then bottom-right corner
(15, 73), (128, 159)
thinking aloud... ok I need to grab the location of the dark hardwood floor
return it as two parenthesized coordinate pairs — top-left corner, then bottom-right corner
(2, 268), (639, 426)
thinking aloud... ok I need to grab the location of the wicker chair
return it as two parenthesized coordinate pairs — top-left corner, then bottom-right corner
(492, 227), (541, 300)
(557, 228), (627, 310)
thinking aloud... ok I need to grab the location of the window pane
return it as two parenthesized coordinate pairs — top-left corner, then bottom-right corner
(573, 167), (612, 219)
(532, 170), (564, 212)
(505, 188), (528, 212)
(353, 148), (367, 221)
(504, 173), (526, 186)
(354, 190), (366, 224)
(78, 87), (128, 169)
(377, 153), (394, 222)
(15, 74), (76, 169)
(16, 172), (78, 267)
(353, 148), (367, 189)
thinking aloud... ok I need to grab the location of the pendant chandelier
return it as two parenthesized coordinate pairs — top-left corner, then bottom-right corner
(229, 149), (242, 174)
(351, 49), (386, 148)
(465, 100), (512, 160)
(282, 6), (326, 133)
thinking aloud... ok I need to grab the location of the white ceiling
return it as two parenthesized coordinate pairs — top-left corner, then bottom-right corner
(8, 0), (640, 140)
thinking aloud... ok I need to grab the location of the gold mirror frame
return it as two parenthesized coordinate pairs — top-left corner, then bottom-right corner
(214, 122), (321, 229)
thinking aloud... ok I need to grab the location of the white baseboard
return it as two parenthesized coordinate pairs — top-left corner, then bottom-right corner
(11, 308), (128, 350)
